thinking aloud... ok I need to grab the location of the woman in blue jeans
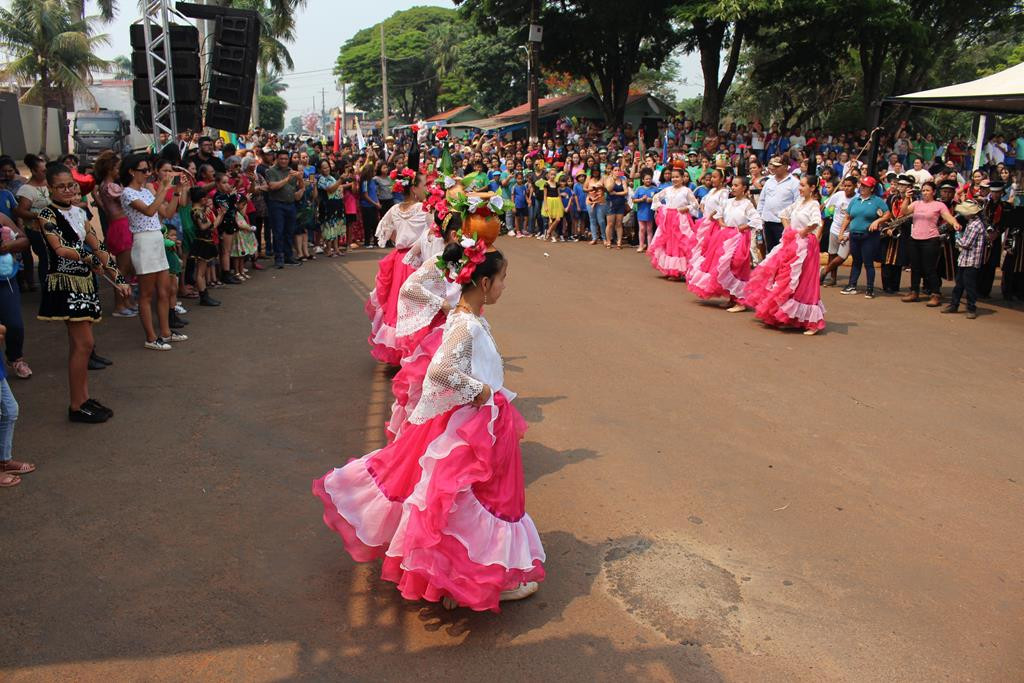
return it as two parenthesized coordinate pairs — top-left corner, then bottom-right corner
(0, 324), (33, 488)
(0, 217), (31, 378)
(839, 176), (890, 299)
(585, 168), (607, 244)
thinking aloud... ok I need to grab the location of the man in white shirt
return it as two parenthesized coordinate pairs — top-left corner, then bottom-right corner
(820, 176), (856, 286)
(906, 158), (933, 186)
(758, 156), (800, 252)
(984, 135), (1007, 169)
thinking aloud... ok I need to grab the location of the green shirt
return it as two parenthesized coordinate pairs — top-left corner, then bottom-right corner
(687, 165), (704, 182)
(265, 166), (297, 203)
(919, 141), (937, 165)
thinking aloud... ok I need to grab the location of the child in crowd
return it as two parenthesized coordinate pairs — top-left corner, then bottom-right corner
(512, 172), (529, 238)
(189, 187), (223, 307)
(633, 169), (658, 252)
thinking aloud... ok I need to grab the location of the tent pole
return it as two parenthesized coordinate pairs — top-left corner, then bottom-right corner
(973, 114), (986, 172)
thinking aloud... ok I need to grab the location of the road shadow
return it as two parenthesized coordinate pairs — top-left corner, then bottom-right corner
(522, 442), (599, 488)
(515, 394), (566, 424)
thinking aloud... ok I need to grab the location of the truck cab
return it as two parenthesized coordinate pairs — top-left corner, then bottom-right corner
(73, 110), (132, 164)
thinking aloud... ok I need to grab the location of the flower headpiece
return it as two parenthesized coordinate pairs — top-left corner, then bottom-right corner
(435, 129), (449, 140)
(422, 184), (451, 235)
(436, 229), (487, 284)
(389, 167), (417, 193)
(449, 191), (506, 217)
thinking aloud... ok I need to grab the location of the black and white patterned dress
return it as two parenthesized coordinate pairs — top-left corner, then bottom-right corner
(37, 205), (115, 322)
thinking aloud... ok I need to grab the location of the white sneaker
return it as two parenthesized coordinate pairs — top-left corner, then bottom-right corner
(550, 237), (557, 243)
(167, 332), (188, 343)
(112, 308), (138, 318)
(499, 581), (539, 602)
(173, 303), (187, 315)
(144, 339), (172, 351)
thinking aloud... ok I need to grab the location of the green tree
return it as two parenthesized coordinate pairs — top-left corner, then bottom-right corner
(335, 6), (457, 121)
(260, 70), (289, 97)
(458, 0), (682, 126)
(0, 0), (110, 153)
(441, 26), (532, 115)
(258, 94), (286, 131)
(109, 54), (132, 79)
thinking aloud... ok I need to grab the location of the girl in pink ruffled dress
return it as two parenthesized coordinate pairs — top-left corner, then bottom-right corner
(315, 237), (545, 612)
(647, 167), (699, 279)
(387, 215), (463, 442)
(742, 175), (826, 335)
(686, 176), (762, 311)
(365, 175), (430, 365)
(684, 170), (728, 288)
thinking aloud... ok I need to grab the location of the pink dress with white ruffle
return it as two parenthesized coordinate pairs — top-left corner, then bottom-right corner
(648, 185), (698, 278)
(365, 203), (430, 365)
(686, 196), (762, 300)
(742, 198), (826, 331)
(314, 311), (545, 612)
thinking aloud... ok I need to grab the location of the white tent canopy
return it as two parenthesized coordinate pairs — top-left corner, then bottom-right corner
(886, 61), (1024, 115)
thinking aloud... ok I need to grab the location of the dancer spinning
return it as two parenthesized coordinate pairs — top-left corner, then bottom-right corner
(314, 229), (544, 612)
(647, 167), (699, 279)
(388, 213), (463, 442)
(743, 175), (826, 335)
(686, 171), (752, 307)
(365, 171), (430, 365)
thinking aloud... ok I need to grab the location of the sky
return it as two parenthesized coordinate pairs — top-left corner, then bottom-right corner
(7, 0), (706, 121)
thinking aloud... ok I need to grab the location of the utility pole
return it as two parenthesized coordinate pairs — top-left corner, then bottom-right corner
(341, 78), (348, 144)
(527, 0), (541, 144)
(380, 24), (389, 137)
(321, 87), (327, 138)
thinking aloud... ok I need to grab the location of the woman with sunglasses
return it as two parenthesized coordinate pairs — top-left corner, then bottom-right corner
(120, 154), (187, 351)
(37, 163), (130, 422)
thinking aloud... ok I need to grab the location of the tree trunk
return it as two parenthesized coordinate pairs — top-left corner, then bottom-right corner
(695, 19), (726, 127)
(859, 41), (886, 129)
(39, 103), (48, 155)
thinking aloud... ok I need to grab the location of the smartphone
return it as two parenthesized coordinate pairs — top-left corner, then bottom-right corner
(171, 174), (180, 187)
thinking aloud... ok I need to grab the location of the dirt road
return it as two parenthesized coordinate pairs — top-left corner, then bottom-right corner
(3, 238), (1022, 681)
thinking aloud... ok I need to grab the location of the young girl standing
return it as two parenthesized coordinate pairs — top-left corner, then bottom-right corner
(188, 187), (223, 307)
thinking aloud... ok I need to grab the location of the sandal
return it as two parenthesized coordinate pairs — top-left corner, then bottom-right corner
(0, 472), (20, 488)
(0, 460), (35, 475)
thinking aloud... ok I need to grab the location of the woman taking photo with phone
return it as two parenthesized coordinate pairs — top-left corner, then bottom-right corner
(120, 154), (187, 351)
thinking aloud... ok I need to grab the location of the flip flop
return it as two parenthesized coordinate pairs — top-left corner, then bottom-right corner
(0, 460), (35, 475)
(0, 473), (21, 488)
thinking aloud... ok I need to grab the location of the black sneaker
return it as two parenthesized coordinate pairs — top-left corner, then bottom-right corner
(69, 405), (109, 423)
(275, 262), (284, 270)
(864, 289), (875, 299)
(90, 352), (113, 366)
(84, 398), (113, 418)
(840, 286), (857, 295)
(284, 258), (302, 266)
(87, 356), (107, 371)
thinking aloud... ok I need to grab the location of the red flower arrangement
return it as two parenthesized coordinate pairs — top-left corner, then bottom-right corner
(390, 167), (417, 193)
(437, 231), (487, 284)
(422, 184), (450, 235)
(435, 129), (449, 140)
(411, 124), (420, 134)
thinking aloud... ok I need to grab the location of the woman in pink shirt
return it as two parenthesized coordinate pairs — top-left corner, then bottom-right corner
(900, 181), (959, 306)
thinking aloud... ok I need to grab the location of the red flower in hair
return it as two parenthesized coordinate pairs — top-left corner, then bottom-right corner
(389, 170), (398, 180)
(453, 239), (487, 284)
(401, 168), (416, 180)
(436, 129), (449, 140)
(411, 124), (420, 133)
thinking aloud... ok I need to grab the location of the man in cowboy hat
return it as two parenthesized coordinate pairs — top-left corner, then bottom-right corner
(941, 200), (987, 318)
(759, 156), (799, 252)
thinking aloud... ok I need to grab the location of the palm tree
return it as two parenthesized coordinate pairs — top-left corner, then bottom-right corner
(68, 0), (117, 22)
(110, 54), (132, 79)
(260, 69), (288, 97)
(0, 0), (110, 153)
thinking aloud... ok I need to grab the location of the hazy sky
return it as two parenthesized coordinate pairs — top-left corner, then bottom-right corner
(4, 0), (705, 120)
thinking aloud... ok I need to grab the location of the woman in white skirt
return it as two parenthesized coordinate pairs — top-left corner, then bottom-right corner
(120, 154), (188, 351)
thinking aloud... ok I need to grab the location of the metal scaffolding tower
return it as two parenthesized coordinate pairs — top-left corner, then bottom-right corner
(137, 0), (179, 145)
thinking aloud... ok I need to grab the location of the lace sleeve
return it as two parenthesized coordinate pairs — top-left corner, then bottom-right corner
(375, 205), (395, 246)
(396, 262), (447, 337)
(408, 315), (484, 424)
(402, 237), (423, 267)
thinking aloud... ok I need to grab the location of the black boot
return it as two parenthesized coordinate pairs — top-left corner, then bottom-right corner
(199, 290), (221, 307)
(169, 309), (188, 328)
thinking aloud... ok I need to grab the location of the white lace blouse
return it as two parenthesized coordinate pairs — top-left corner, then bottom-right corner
(376, 202), (429, 248)
(396, 261), (462, 338)
(714, 197), (763, 230)
(408, 310), (511, 424)
(653, 185), (698, 214)
(780, 198), (823, 233)
(401, 226), (445, 267)
(700, 187), (729, 219)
